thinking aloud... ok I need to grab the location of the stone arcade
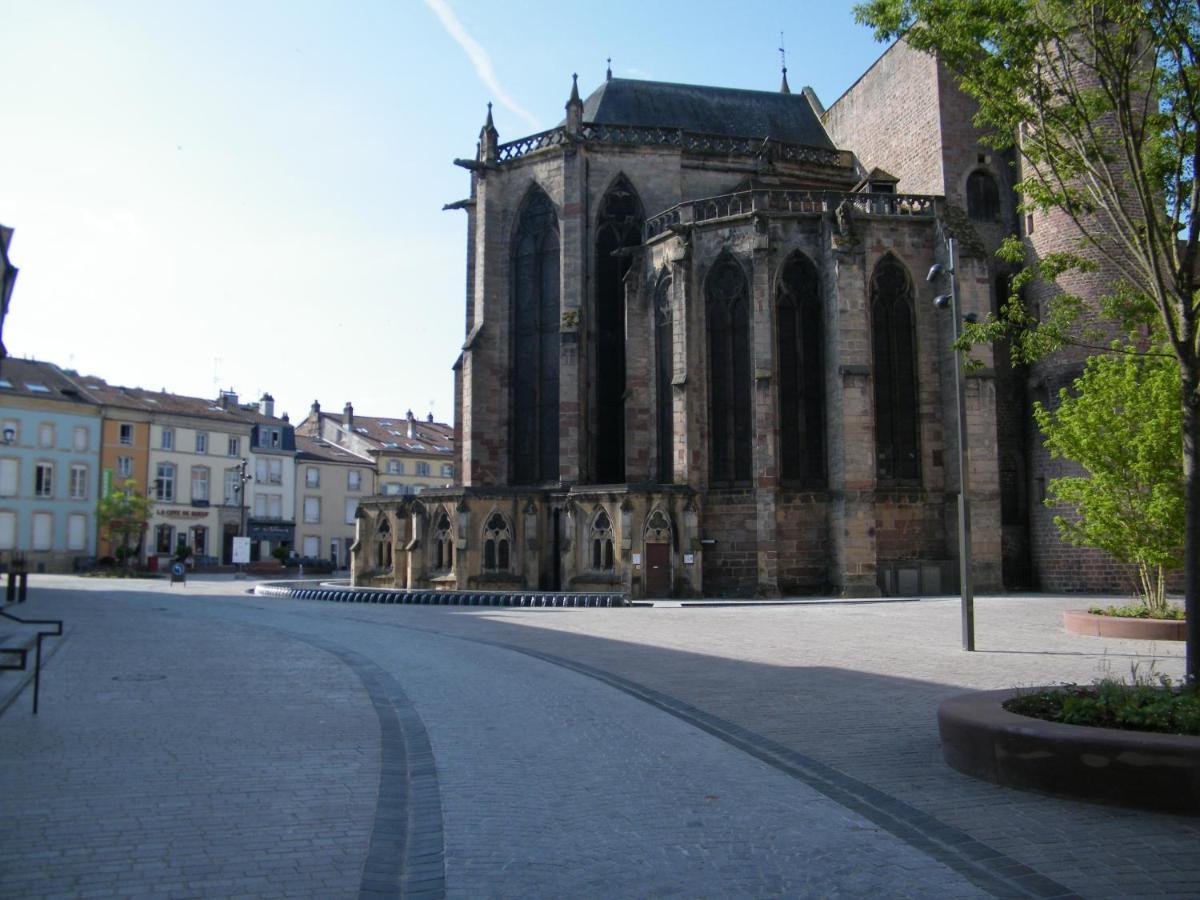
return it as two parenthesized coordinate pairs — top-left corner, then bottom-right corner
(352, 54), (1024, 598)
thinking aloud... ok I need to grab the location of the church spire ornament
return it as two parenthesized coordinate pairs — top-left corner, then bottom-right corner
(565, 73), (583, 135)
(779, 32), (791, 93)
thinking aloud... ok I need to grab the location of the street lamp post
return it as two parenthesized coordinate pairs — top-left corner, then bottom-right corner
(928, 236), (976, 651)
(235, 458), (251, 578)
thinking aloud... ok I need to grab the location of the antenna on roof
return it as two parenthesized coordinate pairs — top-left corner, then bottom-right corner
(779, 31), (791, 94)
(606, 57), (612, 81)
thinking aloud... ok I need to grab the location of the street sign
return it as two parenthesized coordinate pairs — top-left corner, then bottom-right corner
(232, 536), (251, 564)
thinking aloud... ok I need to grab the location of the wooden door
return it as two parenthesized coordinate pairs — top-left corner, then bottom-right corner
(645, 542), (670, 597)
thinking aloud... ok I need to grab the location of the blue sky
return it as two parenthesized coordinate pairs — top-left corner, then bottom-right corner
(1, 1), (890, 423)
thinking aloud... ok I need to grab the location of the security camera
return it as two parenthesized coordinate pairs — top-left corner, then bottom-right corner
(933, 294), (952, 308)
(926, 263), (945, 283)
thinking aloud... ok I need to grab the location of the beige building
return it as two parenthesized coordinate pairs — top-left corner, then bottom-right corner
(296, 402), (453, 497)
(294, 433), (376, 569)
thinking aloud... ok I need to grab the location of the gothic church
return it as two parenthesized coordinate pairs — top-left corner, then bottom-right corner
(351, 39), (1097, 599)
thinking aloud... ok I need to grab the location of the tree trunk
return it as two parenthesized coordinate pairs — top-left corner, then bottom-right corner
(1184, 362), (1200, 684)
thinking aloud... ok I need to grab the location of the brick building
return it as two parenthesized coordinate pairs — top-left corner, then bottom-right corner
(352, 42), (1124, 598)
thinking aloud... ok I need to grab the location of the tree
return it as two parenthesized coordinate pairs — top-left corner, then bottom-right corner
(96, 479), (152, 568)
(855, 0), (1200, 681)
(1035, 348), (1184, 612)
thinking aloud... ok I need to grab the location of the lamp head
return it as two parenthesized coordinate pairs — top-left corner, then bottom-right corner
(926, 263), (945, 283)
(933, 294), (952, 309)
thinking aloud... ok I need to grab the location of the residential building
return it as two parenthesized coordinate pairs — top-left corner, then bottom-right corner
(0, 359), (100, 572)
(296, 402), (453, 497)
(294, 433), (375, 568)
(240, 393), (297, 562)
(0, 225), (17, 366)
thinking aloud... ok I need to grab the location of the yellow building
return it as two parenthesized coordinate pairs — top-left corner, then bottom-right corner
(296, 402), (453, 497)
(294, 433), (376, 568)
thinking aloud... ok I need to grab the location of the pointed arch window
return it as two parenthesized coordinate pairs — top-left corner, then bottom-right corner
(707, 256), (752, 485)
(375, 517), (392, 569)
(590, 510), (615, 571)
(871, 256), (920, 483)
(432, 510), (454, 572)
(512, 188), (560, 485)
(777, 253), (825, 485)
(654, 275), (674, 484)
(482, 511), (512, 573)
(594, 176), (644, 483)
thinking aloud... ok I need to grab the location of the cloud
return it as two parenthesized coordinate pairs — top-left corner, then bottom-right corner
(422, 0), (541, 133)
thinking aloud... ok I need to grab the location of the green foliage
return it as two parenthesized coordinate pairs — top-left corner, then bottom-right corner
(1006, 676), (1200, 736)
(96, 480), (153, 568)
(271, 545), (290, 563)
(1034, 350), (1183, 610)
(1089, 603), (1186, 620)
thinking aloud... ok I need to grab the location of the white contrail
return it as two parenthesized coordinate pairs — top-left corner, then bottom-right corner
(422, 0), (542, 133)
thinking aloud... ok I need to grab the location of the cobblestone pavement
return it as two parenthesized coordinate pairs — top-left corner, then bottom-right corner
(2, 576), (1196, 899)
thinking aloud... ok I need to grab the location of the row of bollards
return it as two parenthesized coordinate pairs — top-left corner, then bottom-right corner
(261, 586), (628, 608)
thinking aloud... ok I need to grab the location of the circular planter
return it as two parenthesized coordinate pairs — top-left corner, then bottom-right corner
(938, 687), (1200, 814)
(1063, 609), (1186, 641)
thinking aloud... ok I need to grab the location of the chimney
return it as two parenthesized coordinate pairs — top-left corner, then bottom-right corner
(406, 409), (416, 438)
(343, 402), (354, 429)
(260, 392), (274, 418)
(218, 389), (239, 409)
(310, 399), (321, 415)
(426, 412), (434, 423)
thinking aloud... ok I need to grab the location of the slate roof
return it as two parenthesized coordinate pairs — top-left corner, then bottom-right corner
(313, 412), (453, 457)
(0, 358), (91, 405)
(577, 78), (835, 149)
(295, 433), (373, 466)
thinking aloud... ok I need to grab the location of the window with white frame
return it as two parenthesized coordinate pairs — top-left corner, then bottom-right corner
(2, 420), (17, 445)
(117, 456), (133, 479)
(32, 512), (52, 550)
(195, 432), (208, 454)
(347, 470), (362, 491)
(67, 513), (87, 551)
(303, 496), (320, 523)
(0, 459), (17, 497)
(154, 463), (175, 501)
(254, 494), (267, 517)
(259, 427), (281, 449)
(0, 511), (15, 549)
(224, 469), (241, 505)
(227, 436), (240, 457)
(255, 457), (268, 483)
(161, 427), (174, 450)
(268, 458), (282, 484)
(416, 462), (430, 476)
(191, 466), (209, 502)
(441, 464), (453, 478)
(302, 535), (320, 557)
(119, 423), (134, 446)
(386, 460), (403, 474)
(38, 423), (54, 448)
(35, 463), (54, 497)
(69, 464), (88, 500)
(305, 466), (319, 488)
(383, 483), (402, 496)
(345, 498), (358, 524)
(74, 426), (89, 451)
(268, 494), (282, 519)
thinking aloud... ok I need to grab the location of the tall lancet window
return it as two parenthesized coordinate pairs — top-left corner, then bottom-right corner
(871, 254), (921, 483)
(777, 252), (825, 485)
(707, 255), (752, 485)
(512, 187), (560, 484)
(594, 175), (644, 483)
(654, 275), (674, 484)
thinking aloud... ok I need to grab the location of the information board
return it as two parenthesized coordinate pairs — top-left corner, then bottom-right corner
(232, 536), (252, 564)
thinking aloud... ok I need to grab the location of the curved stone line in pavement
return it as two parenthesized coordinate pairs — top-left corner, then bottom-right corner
(364, 619), (1078, 900)
(287, 634), (446, 900)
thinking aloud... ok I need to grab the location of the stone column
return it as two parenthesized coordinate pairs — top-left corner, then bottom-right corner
(623, 254), (652, 482)
(750, 224), (780, 597)
(558, 146), (587, 485)
(825, 220), (881, 596)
